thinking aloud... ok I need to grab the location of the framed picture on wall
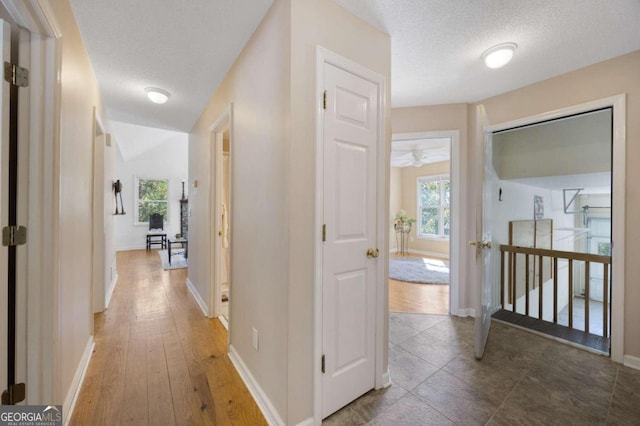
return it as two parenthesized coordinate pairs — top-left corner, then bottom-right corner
(534, 195), (544, 220)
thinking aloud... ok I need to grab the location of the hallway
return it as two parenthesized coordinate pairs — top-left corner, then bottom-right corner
(70, 250), (266, 425)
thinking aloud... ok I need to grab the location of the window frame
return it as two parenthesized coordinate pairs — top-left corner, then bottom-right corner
(134, 177), (170, 225)
(416, 174), (450, 240)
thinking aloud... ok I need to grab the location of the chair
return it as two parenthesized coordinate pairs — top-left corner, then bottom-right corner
(146, 213), (167, 251)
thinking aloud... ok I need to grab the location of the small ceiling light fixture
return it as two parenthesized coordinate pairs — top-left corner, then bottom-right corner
(482, 42), (517, 69)
(145, 87), (170, 104)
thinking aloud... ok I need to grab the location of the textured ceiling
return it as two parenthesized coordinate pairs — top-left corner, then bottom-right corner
(69, 0), (273, 132)
(69, 1), (640, 133)
(334, 0), (640, 107)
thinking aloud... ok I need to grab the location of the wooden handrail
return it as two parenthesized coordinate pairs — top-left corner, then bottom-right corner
(500, 244), (611, 265)
(500, 244), (611, 340)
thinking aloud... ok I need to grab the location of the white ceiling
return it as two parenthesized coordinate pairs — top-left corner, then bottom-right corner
(68, 0), (273, 132)
(391, 137), (450, 167)
(335, 0), (640, 107)
(69, 0), (640, 133)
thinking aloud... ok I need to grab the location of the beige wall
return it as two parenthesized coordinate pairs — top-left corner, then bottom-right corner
(470, 50), (640, 358)
(399, 161), (450, 257)
(188, 0), (291, 418)
(49, 0), (110, 407)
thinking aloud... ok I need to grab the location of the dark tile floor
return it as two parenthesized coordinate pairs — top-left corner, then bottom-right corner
(323, 313), (640, 425)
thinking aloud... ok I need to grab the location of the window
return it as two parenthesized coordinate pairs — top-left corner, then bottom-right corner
(136, 178), (169, 223)
(417, 175), (450, 238)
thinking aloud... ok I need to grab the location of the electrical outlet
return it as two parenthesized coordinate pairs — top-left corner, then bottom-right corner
(252, 328), (259, 351)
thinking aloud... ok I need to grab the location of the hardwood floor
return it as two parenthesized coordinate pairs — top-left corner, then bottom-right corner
(69, 250), (267, 426)
(389, 253), (449, 315)
(389, 278), (449, 315)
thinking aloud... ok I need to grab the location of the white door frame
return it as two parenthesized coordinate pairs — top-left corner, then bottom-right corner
(91, 109), (106, 316)
(208, 104), (233, 328)
(313, 47), (388, 423)
(1, 0), (61, 404)
(484, 95), (626, 363)
(392, 130), (462, 316)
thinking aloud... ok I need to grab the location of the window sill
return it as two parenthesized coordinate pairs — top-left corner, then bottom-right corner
(417, 235), (450, 242)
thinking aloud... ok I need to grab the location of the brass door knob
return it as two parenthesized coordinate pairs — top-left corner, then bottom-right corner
(469, 240), (491, 249)
(366, 248), (380, 258)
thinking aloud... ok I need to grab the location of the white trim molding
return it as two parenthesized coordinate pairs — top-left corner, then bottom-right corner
(105, 260), (118, 309)
(295, 418), (315, 426)
(186, 278), (208, 317)
(62, 337), (94, 426)
(623, 355), (640, 371)
(228, 345), (285, 426)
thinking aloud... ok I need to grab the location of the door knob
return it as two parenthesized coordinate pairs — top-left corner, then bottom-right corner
(366, 248), (379, 258)
(469, 240), (491, 249)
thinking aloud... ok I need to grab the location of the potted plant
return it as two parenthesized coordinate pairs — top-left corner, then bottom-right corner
(393, 209), (416, 233)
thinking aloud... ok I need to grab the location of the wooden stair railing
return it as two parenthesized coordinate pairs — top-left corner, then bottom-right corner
(500, 244), (611, 337)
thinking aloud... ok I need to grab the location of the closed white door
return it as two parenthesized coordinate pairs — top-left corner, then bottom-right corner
(322, 62), (379, 418)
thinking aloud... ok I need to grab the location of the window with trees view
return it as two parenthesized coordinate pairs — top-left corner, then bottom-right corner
(136, 178), (168, 223)
(417, 175), (450, 238)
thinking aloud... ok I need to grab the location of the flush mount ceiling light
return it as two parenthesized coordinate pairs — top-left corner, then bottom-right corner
(145, 87), (170, 104)
(482, 42), (517, 69)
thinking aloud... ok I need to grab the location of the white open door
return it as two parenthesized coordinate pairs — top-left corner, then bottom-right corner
(321, 61), (379, 418)
(472, 104), (497, 360)
(0, 17), (11, 400)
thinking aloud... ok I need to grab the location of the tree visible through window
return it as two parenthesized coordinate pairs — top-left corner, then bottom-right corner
(137, 178), (168, 223)
(417, 175), (450, 238)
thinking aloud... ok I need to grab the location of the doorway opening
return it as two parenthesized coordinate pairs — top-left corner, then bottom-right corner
(389, 132), (460, 316)
(484, 103), (624, 358)
(210, 105), (233, 330)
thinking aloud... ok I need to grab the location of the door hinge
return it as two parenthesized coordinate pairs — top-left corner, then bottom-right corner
(322, 224), (326, 242)
(321, 354), (325, 374)
(323, 90), (327, 110)
(2, 383), (26, 405)
(2, 225), (27, 247)
(3, 62), (29, 87)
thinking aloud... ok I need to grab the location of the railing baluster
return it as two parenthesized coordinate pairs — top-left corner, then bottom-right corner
(525, 254), (530, 317)
(603, 263), (609, 339)
(508, 251), (514, 304)
(500, 249), (505, 309)
(585, 261), (590, 334)
(553, 257), (558, 324)
(568, 259), (573, 329)
(512, 253), (517, 313)
(538, 255), (543, 320)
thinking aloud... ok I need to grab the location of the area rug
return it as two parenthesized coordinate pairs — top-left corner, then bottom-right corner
(157, 249), (188, 270)
(389, 257), (449, 284)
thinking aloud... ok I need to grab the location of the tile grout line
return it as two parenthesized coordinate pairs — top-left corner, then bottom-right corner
(603, 365), (620, 424)
(483, 336), (549, 425)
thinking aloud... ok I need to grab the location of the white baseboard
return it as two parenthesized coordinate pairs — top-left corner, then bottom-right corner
(186, 278), (208, 317)
(105, 263), (118, 309)
(408, 249), (449, 259)
(63, 337), (95, 425)
(295, 418), (314, 426)
(455, 308), (475, 317)
(228, 345), (285, 426)
(624, 355), (640, 371)
(389, 248), (398, 254)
